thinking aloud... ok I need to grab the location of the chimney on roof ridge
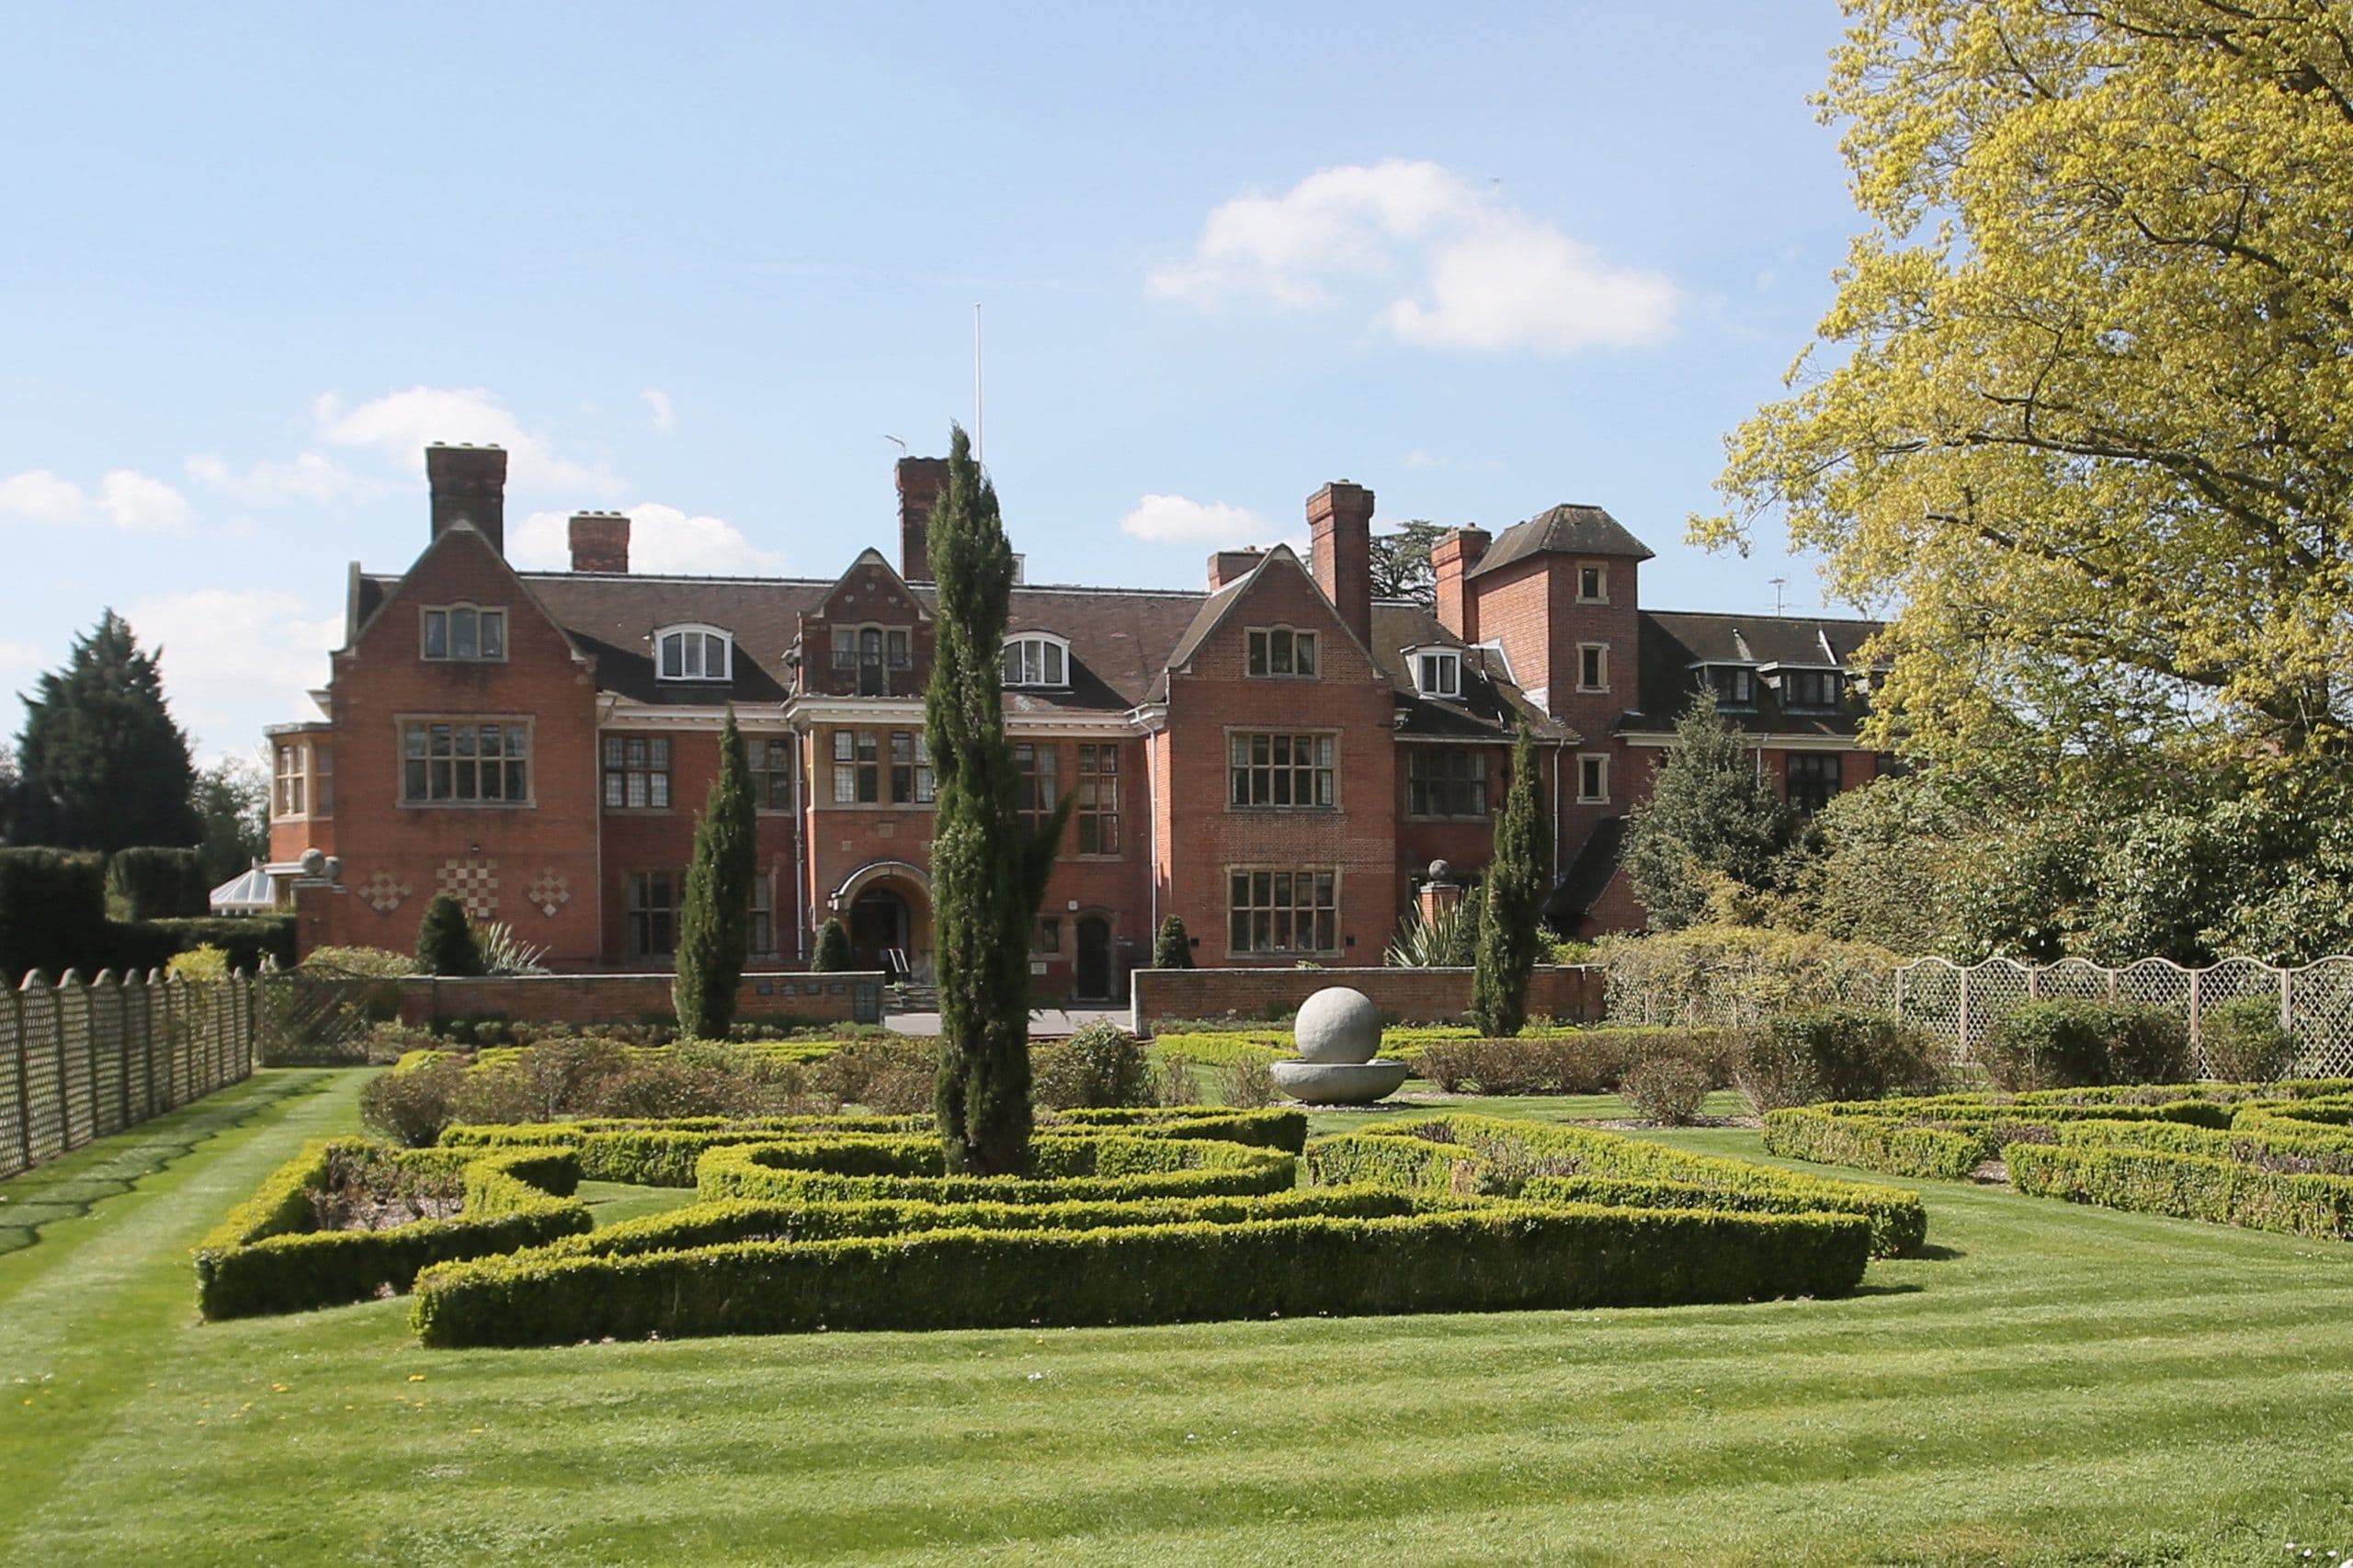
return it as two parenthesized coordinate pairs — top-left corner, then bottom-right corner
(426, 443), (508, 556)
(1307, 480), (1374, 648)
(1207, 548), (1265, 590)
(1434, 525), (1492, 642)
(896, 455), (949, 582)
(568, 510), (631, 574)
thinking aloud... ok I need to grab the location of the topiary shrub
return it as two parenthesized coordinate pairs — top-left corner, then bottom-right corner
(1984, 1000), (2186, 1090)
(810, 918), (851, 972)
(1153, 915), (1195, 970)
(2201, 995), (2293, 1082)
(106, 846), (210, 920)
(0, 847), (108, 981)
(1736, 1007), (1938, 1111)
(2105, 1006), (2191, 1085)
(415, 895), (483, 977)
(1032, 1021), (1154, 1109)
(360, 1055), (468, 1147)
(1620, 1058), (1710, 1125)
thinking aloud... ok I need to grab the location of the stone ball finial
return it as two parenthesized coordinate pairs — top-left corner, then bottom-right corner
(299, 848), (326, 878)
(1427, 858), (1453, 882)
(1294, 985), (1381, 1065)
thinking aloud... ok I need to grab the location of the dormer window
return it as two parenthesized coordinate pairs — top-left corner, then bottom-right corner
(423, 605), (505, 662)
(1413, 648), (1462, 699)
(1002, 633), (1070, 688)
(1701, 665), (1756, 708)
(1246, 627), (1317, 677)
(657, 626), (733, 682)
(1779, 668), (1844, 710)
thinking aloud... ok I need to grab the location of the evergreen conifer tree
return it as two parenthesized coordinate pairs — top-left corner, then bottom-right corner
(926, 425), (1065, 1175)
(1620, 690), (1796, 930)
(810, 917), (851, 972)
(673, 708), (756, 1039)
(1153, 914), (1194, 970)
(15, 611), (200, 851)
(1472, 723), (1552, 1037)
(415, 894), (483, 977)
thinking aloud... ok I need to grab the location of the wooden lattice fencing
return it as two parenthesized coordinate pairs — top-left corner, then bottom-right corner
(0, 969), (256, 1181)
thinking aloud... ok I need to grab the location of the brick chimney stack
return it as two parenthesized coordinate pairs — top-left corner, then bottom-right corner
(1433, 526), (1492, 642)
(426, 443), (508, 555)
(1308, 480), (1375, 648)
(896, 456), (950, 582)
(1207, 548), (1265, 590)
(568, 511), (631, 574)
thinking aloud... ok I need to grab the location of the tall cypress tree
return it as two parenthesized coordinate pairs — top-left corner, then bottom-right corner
(672, 707), (757, 1039)
(16, 611), (200, 851)
(926, 425), (1063, 1175)
(1472, 722), (1552, 1037)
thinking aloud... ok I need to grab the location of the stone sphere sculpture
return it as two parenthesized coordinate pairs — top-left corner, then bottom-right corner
(1273, 984), (1410, 1105)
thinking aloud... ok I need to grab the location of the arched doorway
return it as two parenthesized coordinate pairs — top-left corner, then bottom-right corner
(1075, 915), (1114, 1003)
(829, 860), (934, 981)
(848, 888), (910, 974)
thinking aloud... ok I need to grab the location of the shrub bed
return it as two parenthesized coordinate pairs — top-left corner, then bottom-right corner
(194, 1141), (588, 1319)
(411, 1199), (1871, 1347)
(694, 1133), (1298, 1204)
(1415, 1028), (1737, 1096)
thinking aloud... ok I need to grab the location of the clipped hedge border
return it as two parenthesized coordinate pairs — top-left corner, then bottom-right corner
(2047, 1112), (2353, 1177)
(195, 1142), (588, 1320)
(1760, 1110), (1985, 1183)
(411, 1199), (1872, 1347)
(1041, 1107), (1308, 1153)
(694, 1133), (1298, 1205)
(2007, 1140), (2353, 1241)
(1308, 1115), (1926, 1256)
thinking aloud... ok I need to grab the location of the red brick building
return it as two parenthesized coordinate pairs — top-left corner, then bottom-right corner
(265, 444), (1885, 997)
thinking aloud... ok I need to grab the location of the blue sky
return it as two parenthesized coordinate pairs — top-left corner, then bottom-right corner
(1, 1), (1860, 759)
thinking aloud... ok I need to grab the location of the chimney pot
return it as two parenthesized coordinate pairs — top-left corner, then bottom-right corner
(895, 456), (950, 581)
(1434, 525), (1493, 642)
(426, 443), (508, 555)
(568, 511), (631, 574)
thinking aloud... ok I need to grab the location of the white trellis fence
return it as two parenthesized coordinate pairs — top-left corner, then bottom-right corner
(1893, 956), (2353, 1077)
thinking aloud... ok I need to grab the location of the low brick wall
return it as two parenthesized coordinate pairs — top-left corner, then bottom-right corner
(395, 971), (888, 1028)
(1130, 966), (1604, 1031)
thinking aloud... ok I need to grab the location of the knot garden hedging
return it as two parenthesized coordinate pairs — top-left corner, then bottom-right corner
(175, 1105), (1902, 1346)
(1763, 1083), (2353, 1242)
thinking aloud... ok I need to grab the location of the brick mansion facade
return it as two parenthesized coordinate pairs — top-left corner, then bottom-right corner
(265, 444), (1887, 1000)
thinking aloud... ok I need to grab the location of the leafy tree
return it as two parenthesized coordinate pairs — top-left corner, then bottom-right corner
(15, 611), (199, 851)
(1153, 914), (1194, 970)
(811, 917), (851, 971)
(1796, 772), (1977, 957)
(415, 894), (483, 977)
(673, 708), (756, 1038)
(1699, 2), (2353, 782)
(1621, 691), (1794, 931)
(926, 425), (1067, 1175)
(1472, 724), (1552, 1036)
(1369, 519), (1448, 606)
(193, 755), (269, 886)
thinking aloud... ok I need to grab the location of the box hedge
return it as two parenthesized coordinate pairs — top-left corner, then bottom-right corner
(2007, 1140), (2353, 1241)
(1306, 1116), (1927, 1256)
(1414, 1028), (1738, 1095)
(1756, 1086), (2277, 1181)
(194, 1141), (589, 1319)
(106, 846), (210, 920)
(410, 1199), (1872, 1347)
(0, 847), (108, 982)
(693, 1133), (1297, 1204)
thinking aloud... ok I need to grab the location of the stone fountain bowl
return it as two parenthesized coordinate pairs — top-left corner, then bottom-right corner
(1270, 1058), (1410, 1106)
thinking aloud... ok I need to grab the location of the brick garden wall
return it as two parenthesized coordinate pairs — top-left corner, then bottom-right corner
(1131, 965), (1604, 1030)
(394, 970), (888, 1027)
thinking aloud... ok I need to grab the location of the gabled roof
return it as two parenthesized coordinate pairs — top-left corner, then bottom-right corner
(1370, 602), (1566, 741)
(1468, 503), (1655, 578)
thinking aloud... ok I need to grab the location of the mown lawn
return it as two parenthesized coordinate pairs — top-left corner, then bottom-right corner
(3, 1071), (2351, 1565)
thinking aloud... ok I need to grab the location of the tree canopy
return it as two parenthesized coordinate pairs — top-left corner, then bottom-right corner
(1698, 1), (2353, 783)
(1620, 692), (1795, 931)
(16, 610), (200, 852)
(1370, 520), (1448, 607)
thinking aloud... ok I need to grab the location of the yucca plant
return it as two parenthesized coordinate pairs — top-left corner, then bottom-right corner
(470, 919), (551, 976)
(1385, 901), (1476, 967)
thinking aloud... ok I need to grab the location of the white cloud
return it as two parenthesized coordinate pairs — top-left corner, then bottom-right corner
(0, 470), (85, 523)
(1149, 159), (1678, 355)
(313, 385), (620, 495)
(509, 504), (786, 576)
(1118, 494), (1277, 546)
(187, 450), (372, 505)
(120, 588), (341, 756)
(642, 388), (676, 436)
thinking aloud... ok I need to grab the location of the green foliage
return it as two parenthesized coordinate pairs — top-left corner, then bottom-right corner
(192, 755), (269, 887)
(1472, 724), (1551, 1035)
(1984, 1001), (2188, 1092)
(1385, 900), (1475, 967)
(131, 915), (294, 975)
(414, 1194), (1869, 1348)
(1415, 1028), (1736, 1096)
(0, 846), (106, 981)
(926, 424), (1052, 1175)
(1620, 692), (1793, 932)
(1368, 518), (1447, 606)
(360, 1053), (470, 1146)
(470, 919), (550, 976)
(695, 1132), (1297, 1206)
(674, 708), (757, 1038)
(105, 846), (208, 920)
(810, 917), (851, 972)
(1619, 1058), (1710, 1125)
(2200, 996), (2294, 1084)
(14, 611), (200, 852)
(1221, 1054), (1277, 1109)
(193, 1141), (589, 1319)
(2008, 1140), (2353, 1244)
(1794, 773), (1975, 956)
(1760, 1108), (1988, 1184)
(414, 894), (483, 977)
(1030, 1021), (1153, 1108)
(165, 944), (229, 983)
(1152, 915), (1194, 970)
(1737, 1007), (1938, 1111)
(1597, 924), (1901, 1028)
(301, 945), (418, 978)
